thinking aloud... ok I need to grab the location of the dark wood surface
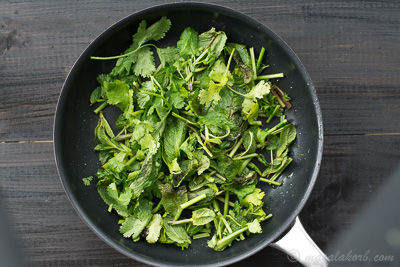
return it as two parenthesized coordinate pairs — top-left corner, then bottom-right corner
(1, 1), (400, 266)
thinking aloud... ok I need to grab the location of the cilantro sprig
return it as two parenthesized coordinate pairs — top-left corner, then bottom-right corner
(85, 17), (295, 251)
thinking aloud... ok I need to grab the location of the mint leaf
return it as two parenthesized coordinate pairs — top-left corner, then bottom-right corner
(198, 27), (227, 59)
(97, 182), (132, 217)
(129, 143), (162, 199)
(276, 124), (296, 157)
(192, 208), (215, 226)
(162, 216), (191, 249)
(177, 27), (199, 58)
(162, 117), (187, 172)
(159, 184), (188, 219)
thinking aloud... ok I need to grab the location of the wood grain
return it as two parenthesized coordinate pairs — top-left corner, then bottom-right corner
(1, 0), (400, 266)
(1, 135), (399, 266)
(1, 1), (400, 141)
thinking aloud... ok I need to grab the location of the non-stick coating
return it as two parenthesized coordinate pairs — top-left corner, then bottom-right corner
(54, 3), (323, 266)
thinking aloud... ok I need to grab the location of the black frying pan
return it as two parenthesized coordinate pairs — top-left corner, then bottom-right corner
(54, 3), (324, 266)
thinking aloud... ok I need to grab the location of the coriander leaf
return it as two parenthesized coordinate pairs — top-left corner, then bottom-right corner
(119, 199), (153, 241)
(82, 176), (93, 186)
(146, 214), (163, 243)
(132, 46), (156, 78)
(133, 17), (172, 47)
(209, 59), (232, 87)
(199, 80), (223, 105)
(104, 80), (130, 112)
(157, 47), (180, 67)
(230, 182), (256, 200)
(241, 188), (265, 208)
(247, 219), (262, 234)
(165, 91), (185, 109)
(242, 80), (271, 114)
(177, 27), (199, 58)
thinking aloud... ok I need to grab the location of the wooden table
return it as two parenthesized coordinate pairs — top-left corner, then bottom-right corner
(1, 1), (399, 266)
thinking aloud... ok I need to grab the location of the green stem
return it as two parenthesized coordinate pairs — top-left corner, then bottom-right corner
(152, 200), (163, 214)
(168, 218), (193, 225)
(180, 193), (207, 210)
(172, 112), (199, 126)
(249, 47), (257, 80)
(225, 48), (235, 77)
(223, 191), (230, 216)
(216, 196), (235, 207)
(259, 178), (282, 186)
(226, 85), (247, 97)
(91, 44), (156, 60)
(256, 73), (284, 80)
(267, 105), (281, 123)
(265, 119), (287, 135)
(237, 131), (254, 158)
(115, 133), (132, 142)
(151, 76), (163, 92)
(217, 211), (232, 233)
(125, 155), (137, 166)
(193, 233), (210, 239)
(195, 66), (208, 72)
(213, 200), (221, 213)
(270, 157), (292, 181)
(228, 137), (243, 158)
(233, 153), (258, 161)
(256, 47), (266, 71)
(139, 90), (172, 110)
(194, 48), (209, 65)
(208, 125), (230, 139)
(94, 102), (108, 114)
(215, 227), (248, 249)
(238, 158), (252, 174)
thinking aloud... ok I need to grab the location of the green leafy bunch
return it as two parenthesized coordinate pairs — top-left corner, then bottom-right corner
(83, 17), (296, 251)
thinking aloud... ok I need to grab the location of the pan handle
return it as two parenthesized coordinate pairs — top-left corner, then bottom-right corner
(270, 217), (329, 267)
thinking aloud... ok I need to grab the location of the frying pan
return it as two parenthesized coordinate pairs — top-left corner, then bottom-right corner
(54, 3), (326, 266)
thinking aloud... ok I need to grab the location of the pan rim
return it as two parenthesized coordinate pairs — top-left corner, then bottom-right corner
(53, 2), (323, 266)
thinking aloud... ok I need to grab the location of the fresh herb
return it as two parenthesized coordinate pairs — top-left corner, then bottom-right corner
(85, 17), (296, 251)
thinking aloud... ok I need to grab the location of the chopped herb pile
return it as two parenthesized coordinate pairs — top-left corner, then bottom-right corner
(83, 17), (296, 251)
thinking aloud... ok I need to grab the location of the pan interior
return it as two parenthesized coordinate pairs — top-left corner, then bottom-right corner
(54, 3), (322, 266)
